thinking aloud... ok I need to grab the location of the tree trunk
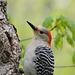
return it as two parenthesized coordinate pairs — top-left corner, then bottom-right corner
(0, 0), (22, 75)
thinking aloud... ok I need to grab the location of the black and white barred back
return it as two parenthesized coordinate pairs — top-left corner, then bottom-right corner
(33, 45), (54, 75)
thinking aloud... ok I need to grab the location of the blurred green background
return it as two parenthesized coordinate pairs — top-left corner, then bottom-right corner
(7, 0), (75, 75)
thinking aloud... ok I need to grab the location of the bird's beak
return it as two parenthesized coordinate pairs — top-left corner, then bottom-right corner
(27, 21), (37, 31)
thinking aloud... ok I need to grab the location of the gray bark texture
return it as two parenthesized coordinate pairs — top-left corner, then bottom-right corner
(0, 0), (23, 75)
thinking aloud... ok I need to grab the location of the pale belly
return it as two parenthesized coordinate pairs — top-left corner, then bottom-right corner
(23, 49), (36, 75)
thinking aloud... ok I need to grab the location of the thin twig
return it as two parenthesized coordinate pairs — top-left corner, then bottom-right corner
(52, 34), (65, 39)
(55, 65), (75, 68)
(20, 34), (65, 42)
(50, 24), (58, 31)
(20, 37), (33, 42)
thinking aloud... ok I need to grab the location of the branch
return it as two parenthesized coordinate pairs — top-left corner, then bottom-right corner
(50, 24), (58, 31)
(55, 65), (75, 68)
(20, 37), (33, 42)
(20, 34), (65, 42)
(20, 24), (66, 42)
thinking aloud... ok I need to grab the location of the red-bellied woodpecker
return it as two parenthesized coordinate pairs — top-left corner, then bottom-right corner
(23, 21), (54, 75)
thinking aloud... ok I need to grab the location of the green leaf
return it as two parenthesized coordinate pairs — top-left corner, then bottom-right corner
(60, 15), (75, 41)
(60, 15), (67, 28)
(21, 49), (25, 58)
(55, 16), (66, 34)
(56, 16), (61, 22)
(20, 58), (24, 67)
(72, 32), (75, 41)
(67, 34), (74, 47)
(59, 25), (66, 34)
(54, 33), (63, 49)
(42, 16), (53, 29)
(20, 42), (26, 67)
(72, 51), (75, 64)
(20, 42), (26, 59)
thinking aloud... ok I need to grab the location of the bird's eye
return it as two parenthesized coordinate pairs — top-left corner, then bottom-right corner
(40, 31), (44, 34)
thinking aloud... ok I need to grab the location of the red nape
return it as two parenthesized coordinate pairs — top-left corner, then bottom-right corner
(47, 30), (52, 47)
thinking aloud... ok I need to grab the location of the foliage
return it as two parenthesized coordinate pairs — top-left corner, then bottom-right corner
(42, 15), (75, 48)
(42, 15), (75, 64)
(42, 16), (53, 30)
(54, 33), (63, 48)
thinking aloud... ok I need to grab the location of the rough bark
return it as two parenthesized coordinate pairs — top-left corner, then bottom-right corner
(0, 0), (22, 75)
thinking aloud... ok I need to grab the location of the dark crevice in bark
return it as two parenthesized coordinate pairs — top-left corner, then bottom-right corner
(5, 31), (12, 44)
(1, 51), (10, 63)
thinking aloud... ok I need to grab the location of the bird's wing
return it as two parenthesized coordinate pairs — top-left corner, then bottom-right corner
(33, 45), (54, 75)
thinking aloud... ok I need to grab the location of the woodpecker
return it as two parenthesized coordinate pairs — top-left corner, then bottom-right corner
(23, 21), (54, 75)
